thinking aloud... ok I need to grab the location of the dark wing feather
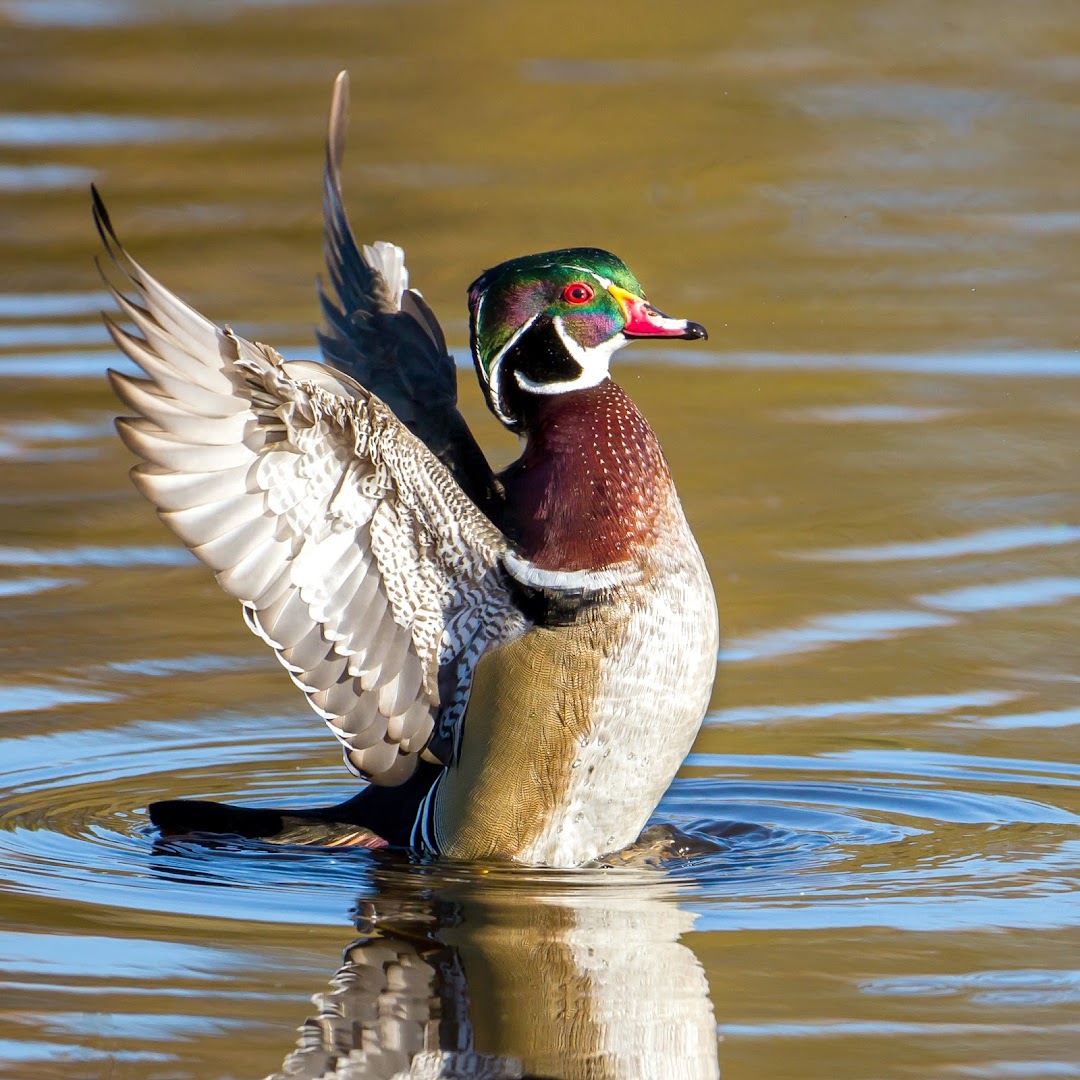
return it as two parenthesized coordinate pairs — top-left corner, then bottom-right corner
(317, 71), (503, 521)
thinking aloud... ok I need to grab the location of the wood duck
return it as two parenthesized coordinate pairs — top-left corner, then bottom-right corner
(99, 71), (718, 868)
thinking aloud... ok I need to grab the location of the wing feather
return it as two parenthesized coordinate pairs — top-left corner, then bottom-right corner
(130, 461), (258, 512)
(295, 652), (351, 694)
(117, 417), (257, 472)
(94, 186), (526, 784)
(317, 71), (503, 521)
(253, 587), (313, 649)
(217, 536), (294, 601)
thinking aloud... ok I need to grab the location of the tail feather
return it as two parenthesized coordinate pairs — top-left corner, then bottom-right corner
(148, 761), (441, 850)
(149, 799), (388, 848)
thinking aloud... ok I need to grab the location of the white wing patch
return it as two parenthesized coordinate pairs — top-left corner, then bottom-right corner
(360, 240), (408, 309)
(98, 196), (526, 785)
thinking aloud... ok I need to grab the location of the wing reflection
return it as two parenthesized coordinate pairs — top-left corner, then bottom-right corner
(269, 863), (719, 1080)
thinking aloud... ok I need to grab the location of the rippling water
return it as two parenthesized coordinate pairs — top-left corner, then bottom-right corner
(1, 1), (1079, 1077)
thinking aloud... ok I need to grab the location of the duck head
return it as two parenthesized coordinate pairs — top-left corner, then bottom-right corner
(468, 248), (707, 429)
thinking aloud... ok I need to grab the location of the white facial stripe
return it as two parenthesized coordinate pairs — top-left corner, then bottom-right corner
(472, 290), (485, 341)
(503, 550), (642, 593)
(513, 316), (625, 396)
(485, 311), (538, 424)
(562, 265), (614, 290)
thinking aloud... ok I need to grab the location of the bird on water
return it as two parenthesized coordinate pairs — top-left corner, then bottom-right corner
(97, 71), (719, 868)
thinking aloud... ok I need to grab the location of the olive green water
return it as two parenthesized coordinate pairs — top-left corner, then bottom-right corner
(1, 2), (1079, 1077)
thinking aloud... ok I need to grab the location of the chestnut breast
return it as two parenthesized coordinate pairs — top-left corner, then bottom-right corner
(499, 380), (673, 572)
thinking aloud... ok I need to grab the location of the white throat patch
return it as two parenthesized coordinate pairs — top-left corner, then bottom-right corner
(513, 316), (626, 396)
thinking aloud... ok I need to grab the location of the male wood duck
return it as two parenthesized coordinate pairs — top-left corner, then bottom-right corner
(98, 71), (718, 868)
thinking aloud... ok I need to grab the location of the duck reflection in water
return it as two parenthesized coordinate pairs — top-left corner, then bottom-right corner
(264, 859), (719, 1080)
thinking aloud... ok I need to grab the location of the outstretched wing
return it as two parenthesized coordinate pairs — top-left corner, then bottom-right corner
(94, 188), (527, 786)
(317, 70), (503, 522)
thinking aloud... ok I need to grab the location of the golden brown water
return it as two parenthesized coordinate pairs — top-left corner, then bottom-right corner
(1, 2), (1079, 1077)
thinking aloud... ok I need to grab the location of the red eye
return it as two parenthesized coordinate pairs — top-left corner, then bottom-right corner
(562, 282), (594, 305)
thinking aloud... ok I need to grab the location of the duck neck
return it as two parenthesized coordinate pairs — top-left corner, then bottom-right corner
(499, 378), (674, 572)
